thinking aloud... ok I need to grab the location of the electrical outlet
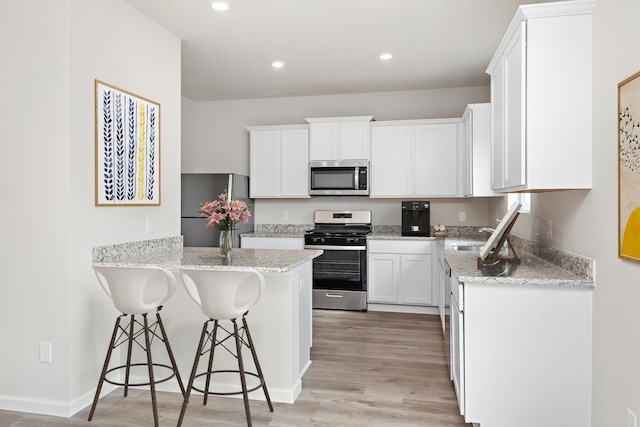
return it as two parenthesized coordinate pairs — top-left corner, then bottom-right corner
(627, 408), (637, 427)
(459, 212), (466, 222)
(145, 217), (153, 233)
(39, 342), (52, 364)
(535, 217), (540, 236)
(546, 219), (552, 238)
(282, 211), (289, 221)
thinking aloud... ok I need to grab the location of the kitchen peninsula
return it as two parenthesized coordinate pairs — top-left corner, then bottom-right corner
(92, 237), (322, 404)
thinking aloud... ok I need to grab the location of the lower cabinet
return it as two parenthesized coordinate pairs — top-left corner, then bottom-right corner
(453, 278), (592, 426)
(367, 240), (434, 306)
(240, 235), (304, 249)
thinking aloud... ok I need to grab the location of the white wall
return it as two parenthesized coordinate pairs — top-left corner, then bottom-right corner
(182, 86), (489, 176)
(0, 0), (181, 416)
(590, 0), (640, 424)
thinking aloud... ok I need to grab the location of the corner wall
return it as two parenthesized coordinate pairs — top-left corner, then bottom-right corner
(0, 0), (182, 416)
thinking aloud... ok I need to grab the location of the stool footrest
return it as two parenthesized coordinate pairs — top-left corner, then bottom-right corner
(191, 370), (265, 396)
(104, 363), (177, 388)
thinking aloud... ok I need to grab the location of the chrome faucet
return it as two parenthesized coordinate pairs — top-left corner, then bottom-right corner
(479, 227), (495, 234)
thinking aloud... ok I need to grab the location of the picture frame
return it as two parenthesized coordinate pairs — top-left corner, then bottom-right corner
(618, 70), (640, 262)
(95, 80), (161, 206)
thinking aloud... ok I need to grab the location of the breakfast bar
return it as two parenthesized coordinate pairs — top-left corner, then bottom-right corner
(92, 237), (322, 404)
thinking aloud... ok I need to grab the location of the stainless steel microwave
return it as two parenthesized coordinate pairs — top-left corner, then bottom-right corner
(309, 160), (369, 196)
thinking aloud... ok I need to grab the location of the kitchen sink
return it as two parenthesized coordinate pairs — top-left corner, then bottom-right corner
(451, 243), (484, 252)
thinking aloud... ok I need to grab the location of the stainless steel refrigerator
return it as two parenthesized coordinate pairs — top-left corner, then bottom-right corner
(181, 173), (253, 248)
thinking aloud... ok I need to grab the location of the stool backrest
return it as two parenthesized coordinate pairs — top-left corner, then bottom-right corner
(93, 266), (178, 315)
(180, 268), (265, 320)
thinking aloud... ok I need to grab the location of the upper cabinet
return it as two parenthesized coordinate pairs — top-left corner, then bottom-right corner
(486, 0), (594, 192)
(247, 124), (310, 198)
(370, 119), (461, 198)
(306, 116), (373, 161)
(461, 104), (496, 197)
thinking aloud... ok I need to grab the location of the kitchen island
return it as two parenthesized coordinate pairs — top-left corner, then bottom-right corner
(92, 237), (322, 404)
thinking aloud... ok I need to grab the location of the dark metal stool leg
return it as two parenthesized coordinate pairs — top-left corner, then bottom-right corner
(178, 320), (210, 427)
(242, 316), (273, 412)
(124, 314), (135, 397)
(203, 319), (218, 406)
(234, 319), (253, 427)
(88, 314), (124, 421)
(143, 314), (159, 427)
(156, 309), (185, 396)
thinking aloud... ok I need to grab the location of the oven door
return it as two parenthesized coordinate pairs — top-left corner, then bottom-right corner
(305, 244), (368, 311)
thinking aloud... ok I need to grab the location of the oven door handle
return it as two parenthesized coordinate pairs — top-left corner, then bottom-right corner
(305, 245), (366, 251)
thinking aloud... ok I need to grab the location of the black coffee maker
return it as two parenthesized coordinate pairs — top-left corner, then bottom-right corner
(401, 201), (430, 237)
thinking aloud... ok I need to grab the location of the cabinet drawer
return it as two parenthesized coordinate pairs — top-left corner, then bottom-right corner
(368, 239), (432, 254)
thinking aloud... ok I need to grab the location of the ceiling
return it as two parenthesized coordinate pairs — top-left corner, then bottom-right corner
(123, 0), (557, 102)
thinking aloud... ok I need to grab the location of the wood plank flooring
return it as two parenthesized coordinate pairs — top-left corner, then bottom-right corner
(0, 310), (469, 426)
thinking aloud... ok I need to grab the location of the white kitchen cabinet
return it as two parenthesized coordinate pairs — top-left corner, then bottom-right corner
(306, 116), (373, 161)
(449, 271), (464, 416)
(247, 124), (310, 198)
(461, 104), (496, 197)
(486, 0), (594, 192)
(367, 239), (433, 307)
(452, 277), (592, 426)
(370, 119), (461, 198)
(240, 235), (304, 249)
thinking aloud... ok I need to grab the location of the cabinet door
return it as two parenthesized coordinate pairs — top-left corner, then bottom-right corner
(249, 130), (280, 197)
(414, 123), (459, 196)
(280, 128), (310, 197)
(461, 111), (473, 196)
(503, 21), (527, 189)
(450, 292), (465, 416)
(309, 122), (338, 161)
(339, 121), (370, 160)
(370, 125), (413, 197)
(400, 254), (432, 305)
(367, 253), (399, 303)
(491, 64), (505, 190)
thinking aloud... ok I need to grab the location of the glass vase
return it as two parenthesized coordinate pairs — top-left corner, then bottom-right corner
(219, 229), (232, 258)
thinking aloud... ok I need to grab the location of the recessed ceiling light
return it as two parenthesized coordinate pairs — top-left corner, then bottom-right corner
(210, 0), (229, 11)
(272, 61), (285, 69)
(379, 53), (393, 61)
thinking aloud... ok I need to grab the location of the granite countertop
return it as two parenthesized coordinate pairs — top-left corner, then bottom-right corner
(241, 231), (306, 238)
(94, 246), (323, 274)
(367, 232), (435, 241)
(443, 238), (594, 288)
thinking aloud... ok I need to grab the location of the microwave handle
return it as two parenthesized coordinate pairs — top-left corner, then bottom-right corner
(354, 166), (359, 189)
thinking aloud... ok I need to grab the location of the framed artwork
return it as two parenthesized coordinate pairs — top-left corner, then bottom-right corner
(95, 80), (160, 206)
(619, 70), (640, 262)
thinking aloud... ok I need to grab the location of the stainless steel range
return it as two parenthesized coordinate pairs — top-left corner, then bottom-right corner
(304, 210), (371, 311)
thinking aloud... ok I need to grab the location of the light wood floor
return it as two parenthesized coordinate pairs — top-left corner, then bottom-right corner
(0, 310), (470, 426)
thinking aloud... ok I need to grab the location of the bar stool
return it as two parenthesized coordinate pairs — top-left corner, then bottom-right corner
(88, 265), (185, 427)
(178, 268), (273, 427)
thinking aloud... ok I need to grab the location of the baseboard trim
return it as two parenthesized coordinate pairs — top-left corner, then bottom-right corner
(367, 303), (439, 315)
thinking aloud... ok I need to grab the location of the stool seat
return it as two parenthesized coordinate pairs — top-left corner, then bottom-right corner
(178, 268), (273, 427)
(88, 265), (185, 427)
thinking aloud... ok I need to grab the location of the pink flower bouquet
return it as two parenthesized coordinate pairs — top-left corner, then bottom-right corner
(200, 190), (251, 231)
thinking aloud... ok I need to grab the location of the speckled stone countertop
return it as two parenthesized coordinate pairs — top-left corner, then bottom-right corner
(443, 238), (594, 288)
(368, 233), (435, 241)
(93, 237), (322, 273)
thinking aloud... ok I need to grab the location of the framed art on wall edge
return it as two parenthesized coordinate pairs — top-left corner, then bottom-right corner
(619, 70), (640, 262)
